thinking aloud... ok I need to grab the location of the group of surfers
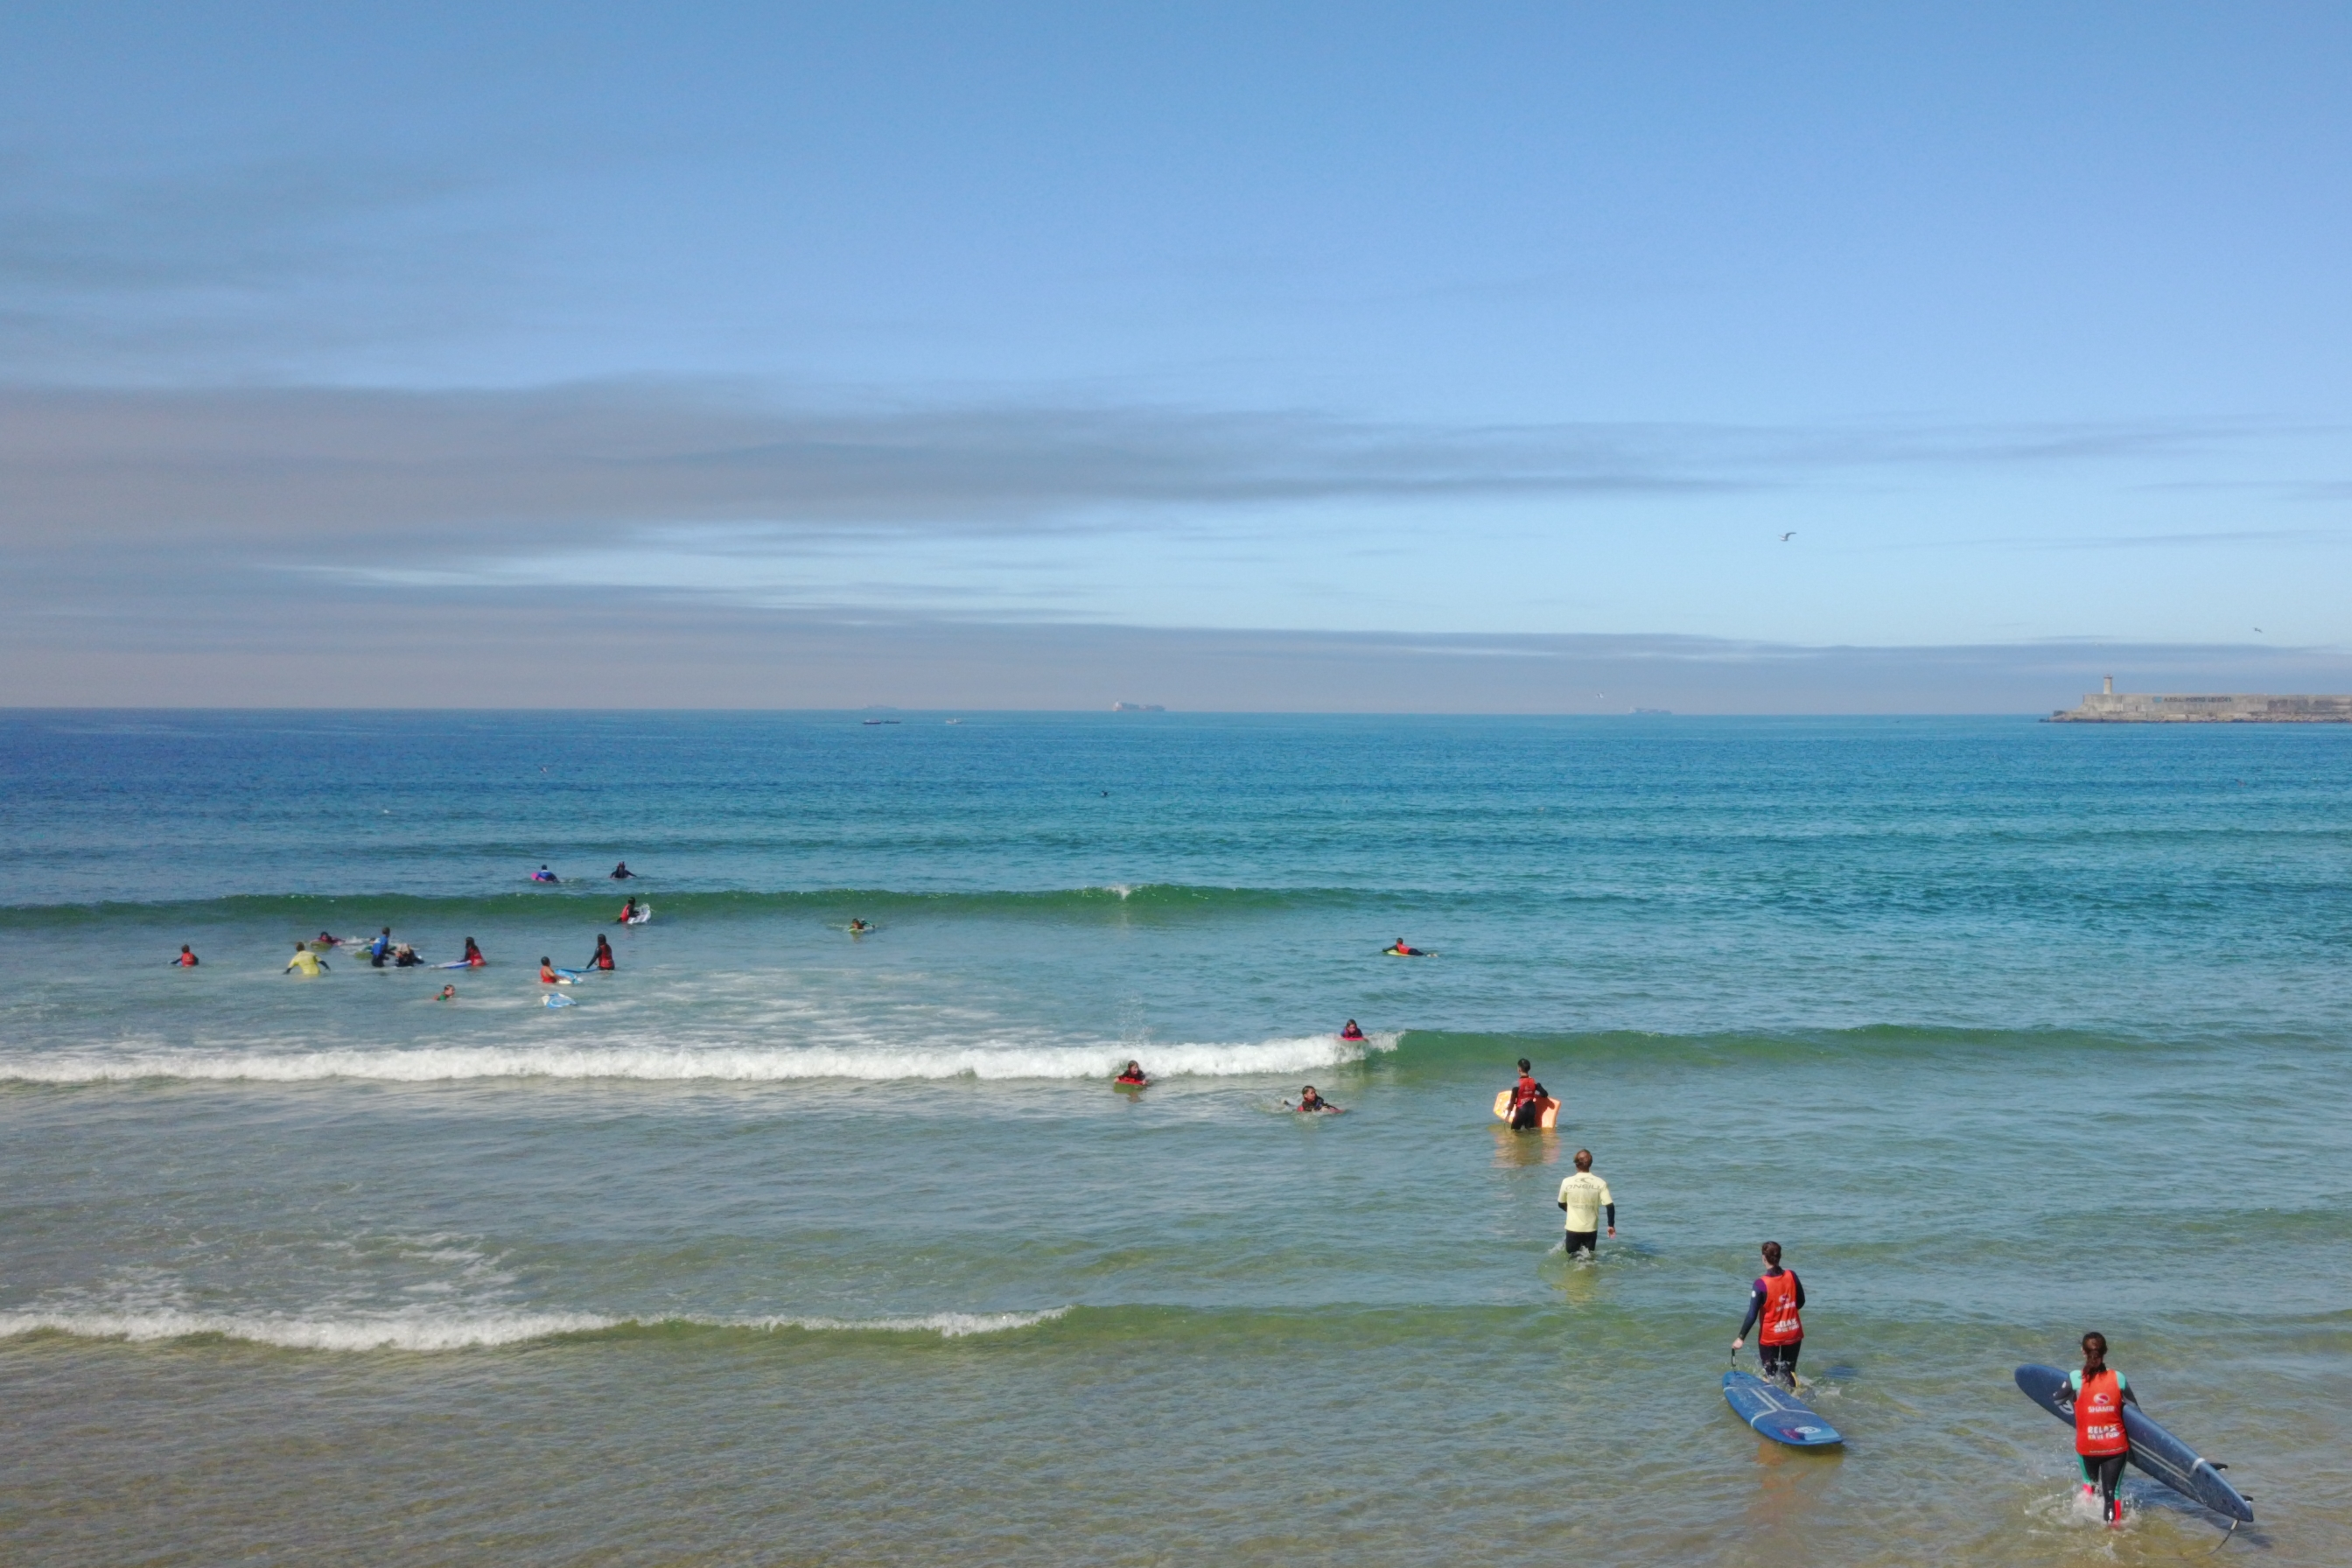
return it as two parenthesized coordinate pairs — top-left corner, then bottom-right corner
(1117, 1043), (2149, 1525)
(530, 862), (638, 886)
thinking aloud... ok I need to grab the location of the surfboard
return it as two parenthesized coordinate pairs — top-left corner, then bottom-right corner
(1491, 1090), (1560, 1130)
(2013, 1365), (2251, 1522)
(625, 904), (651, 925)
(544, 992), (575, 1008)
(1723, 1369), (1844, 1447)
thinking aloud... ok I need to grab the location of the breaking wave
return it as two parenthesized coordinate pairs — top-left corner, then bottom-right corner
(0, 1307), (1068, 1352)
(0, 1033), (1396, 1085)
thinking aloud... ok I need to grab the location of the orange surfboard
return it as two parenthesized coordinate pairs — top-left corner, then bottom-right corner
(1491, 1090), (1558, 1130)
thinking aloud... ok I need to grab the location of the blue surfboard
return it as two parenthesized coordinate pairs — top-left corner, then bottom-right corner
(1723, 1368), (1844, 1447)
(2013, 1365), (2251, 1522)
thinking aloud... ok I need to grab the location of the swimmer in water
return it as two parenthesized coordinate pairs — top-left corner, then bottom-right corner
(286, 943), (328, 976)
(610, 861), (636, 879)
(848, 919), (871, 935)
(1290, 1086), (1344, 1114)
(437, 984), (457, 1001)
(1115, 1060), (1150, 1086)
(1382, 938), (1428, 956)
(532, 865), (561, 884)
(315, 930), (342, 949)
(173, 944), (200, 967)
(1339, 1019), (1365, 1041)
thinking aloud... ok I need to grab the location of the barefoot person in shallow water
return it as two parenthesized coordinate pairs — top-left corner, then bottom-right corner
(2067, 1331), (2139, 1528)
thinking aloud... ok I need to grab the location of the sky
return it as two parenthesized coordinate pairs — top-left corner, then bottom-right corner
(4, 1), (2350, 710)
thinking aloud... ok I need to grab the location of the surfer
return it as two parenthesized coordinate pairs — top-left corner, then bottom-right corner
(539, 957), (572, 984)
(533, 865), (561, 884)
(1339, 1019), (1365, 1041)
(173, 944), (200, 967)
(610, 861), (636, 879)
(437, 984), (456, 1001)
(586, 933), (616, 970)
(314, 930), (343, 948)
(1732, 1241), (1805, 1387)
(285, 942), (328, 976)
(2068, 1332), (2138, 1527)
(848, 919), (871, 936)
(369, 927), (393, 962)
(1290, 1086), (1344, 1114)
(1556, 1149), (1615, 1256)
(1506, 1058), (1550, 1130)
(1383, 938), (1428, 956)
(393, 942), (426, 967)
(461, 937), (486, 967)
(617, 898), (638, 925)
(1115, 1060), (1150, 1087)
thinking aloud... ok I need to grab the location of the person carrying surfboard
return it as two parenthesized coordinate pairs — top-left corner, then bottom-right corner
(1732, 1241), (1805, 1387)
(2069, 1332), (2138, 1527)
(1506, 1058), (1551, 1130)
(1556, 1149), (1615, 1256)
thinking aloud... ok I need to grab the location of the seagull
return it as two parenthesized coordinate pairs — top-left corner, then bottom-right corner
(2254, 626), (2264, 634)
(1779, 532), (1796, 542)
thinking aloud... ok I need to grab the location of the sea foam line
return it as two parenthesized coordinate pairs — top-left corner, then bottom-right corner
(0, 1034), (1391, 1084)
(0, 1307), (1068, 1352)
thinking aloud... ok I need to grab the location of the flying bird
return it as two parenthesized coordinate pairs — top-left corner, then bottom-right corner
(1779, 532), (1796, 542)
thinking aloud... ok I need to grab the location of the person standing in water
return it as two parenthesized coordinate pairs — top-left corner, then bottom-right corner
(1506, 1058), (1550, 1130)
(2068, 1331), (2138, 1527)
(586, 933), (615, 970)
(285, 942), (328, 976)
(1732, 1241), (1805, 1387)
(610, 861), (636, 879)
(617, 897), (638, 925)
(460, 937), (486, 967)
(1555, 1149), (1615, 1256)
(1290, 1086), (1343, 1113)
(173, 944), (200, 967)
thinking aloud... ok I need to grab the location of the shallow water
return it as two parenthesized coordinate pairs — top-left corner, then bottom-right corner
(1, 711), (2347, 1564)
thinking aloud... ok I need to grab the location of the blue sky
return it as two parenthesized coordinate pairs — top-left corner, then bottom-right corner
(4, 3), (2349, 707)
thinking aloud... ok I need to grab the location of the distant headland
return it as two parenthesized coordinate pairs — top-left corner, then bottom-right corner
(2048, 676), (2352, 723)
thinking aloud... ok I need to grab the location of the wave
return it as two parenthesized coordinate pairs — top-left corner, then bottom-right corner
(0, 883), (1371, 928)
(0, 1307), (1067, 1353)
(0, 1033), (1396, 1085)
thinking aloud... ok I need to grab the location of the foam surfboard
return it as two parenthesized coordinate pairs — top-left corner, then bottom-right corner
(625, 904), (651, 925)
(1491, 1089), (1559, 1130)
(2013, 1365), (2251, 1522)
(1723, 1368), (1843, 1447)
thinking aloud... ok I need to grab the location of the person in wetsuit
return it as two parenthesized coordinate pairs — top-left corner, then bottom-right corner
(610, 862), (636, 879)
(617, 898), (638, 925)
(1732, 1241), (1806, 1387)
(174, 944), (200, 967)
(586, 934), (615, 970)
(1291, 1086), (1343, 1114)
(1507, 1057), (1550, 1130)
(2068, 1331), (2139, 1527)
(1556, 1148), (1615, 1256)
(286, 943), (328, 976)
(1339, 1019), (1366, 1041)
(460, 938), (486, 967)
(368, 927), (393, 966)
(1115, 1060), (1149, 1086)
(1382, 938), (1427, 956)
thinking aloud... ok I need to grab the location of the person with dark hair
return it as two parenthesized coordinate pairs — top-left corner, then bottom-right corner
(1114, 1060), (1149, 1087)
(1555, 1149), (1615, 1256)
(586, 933), (616, 971)
(2068, 1331), (2138, 1527)
(1290, 1086), (1344, 1114)
(460, 937), (486, 967)
(1732, 1241), (1806, 1387)
(610, 862), (636, 879)
(1339, 1019), (1365, 1041)
(1507, 1057), (1550, 1130)
(173, 944), (200, 967)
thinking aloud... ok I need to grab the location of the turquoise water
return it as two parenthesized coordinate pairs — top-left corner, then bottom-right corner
(2, 711), (2347, 1564)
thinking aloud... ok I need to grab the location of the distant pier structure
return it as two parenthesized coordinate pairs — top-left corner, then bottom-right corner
(2048, 675), (2352, 723)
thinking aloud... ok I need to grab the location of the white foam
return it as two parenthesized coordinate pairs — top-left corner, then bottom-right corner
(0, 1033), (1391, 1084)
(0, 1306), (1067, 1352)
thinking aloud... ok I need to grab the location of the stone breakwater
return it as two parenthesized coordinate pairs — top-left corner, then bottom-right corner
(2048, 690), (2352, 722)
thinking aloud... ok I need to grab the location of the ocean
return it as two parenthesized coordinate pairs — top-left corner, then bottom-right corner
(1, 710), (2347, 1565)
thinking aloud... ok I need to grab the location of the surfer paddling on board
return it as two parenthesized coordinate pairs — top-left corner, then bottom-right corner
(1556, 1149), (1615, 1256)
(532, 865), (561, 884)
(1114, 1060), (1150, 1087)
(1382, 938), (1429, 956)
(1289, 1086), (1344, 1114)
(848, 919), (872, 936)
(1339, 1019), (1365, 1042)
(2068, 1332), (2140, 1527)
(1732, 1241), (1805, 1388)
